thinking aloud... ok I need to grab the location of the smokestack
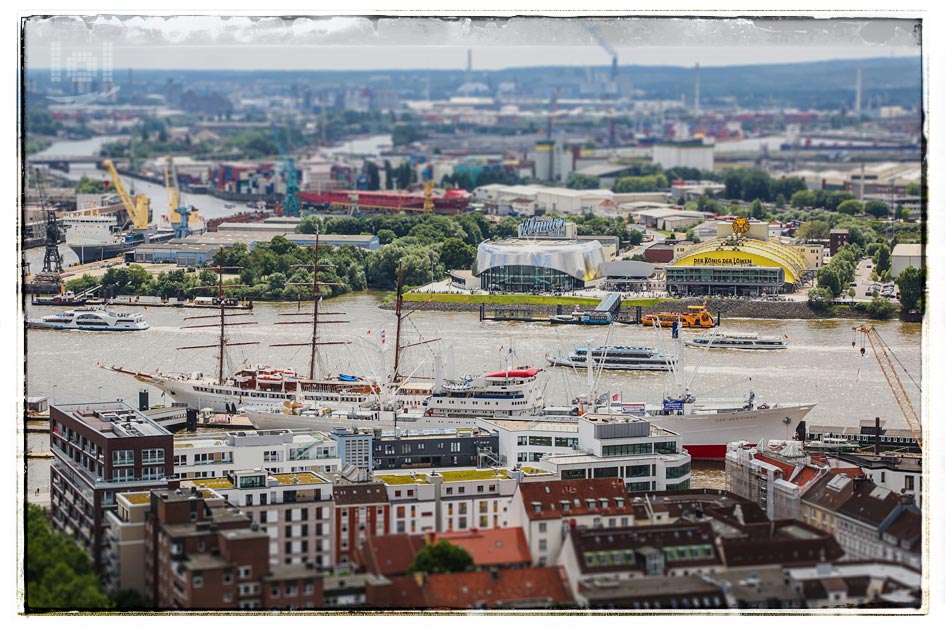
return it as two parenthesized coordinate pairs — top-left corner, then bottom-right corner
(694, 63), (701, 115)
(855, 63), (863, 115)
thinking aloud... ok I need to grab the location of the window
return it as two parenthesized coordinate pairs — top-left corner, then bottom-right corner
(112, 468), (135, 482)
(666, 462), (691, 479)
(224, 572), (233, 585)
(450, 442), (461, 453)
(528, 436), (552, 447)
(517, 436), (527, 446)
(602, 443), (652, 457)
(193, 574), (204, 588)
(142, 448), (165, 464)
(141, 466), (163, 481)
(263, 450), (279, 462)
(554, 437), (578, 448)
(905, 476), (915, 491)
(112, 450), (134, 466)
(538, 539), (547, 551)
(238, 566), (252, 579)
(223, 593), (233, 603)
(655, 441), (678, 454)
(538, 522), (547, 533)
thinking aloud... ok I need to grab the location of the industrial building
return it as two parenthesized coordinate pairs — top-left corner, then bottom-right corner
(652, 139), (715, 172)
(891, 243), (923, 278)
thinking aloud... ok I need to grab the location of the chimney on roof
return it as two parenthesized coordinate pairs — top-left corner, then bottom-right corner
(874, 416), (881, 455)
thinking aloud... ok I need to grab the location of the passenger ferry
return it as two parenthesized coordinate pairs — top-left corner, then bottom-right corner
(546, 346), (676, 371)
(642, 303), (716, 329)
(423, 367), (546, 418)
(684, 331), (788, 350)
(805, 437), (860, 453)
(27, 306), (149, 331)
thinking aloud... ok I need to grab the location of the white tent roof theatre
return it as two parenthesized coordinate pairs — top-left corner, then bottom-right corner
(474, 239), (605, 282)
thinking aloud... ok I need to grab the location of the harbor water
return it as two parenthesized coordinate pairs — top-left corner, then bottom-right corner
(23, 293), (922, 497)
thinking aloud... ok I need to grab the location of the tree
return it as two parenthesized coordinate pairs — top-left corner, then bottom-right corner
(866, 294), (895, 320)
(873, 243), (891, 276)
(26, 504), (113, 611)
(896, 266), (925, 312)
(565, 173), (600, 190)
(750, 199), (766, 220)
(627, 229), (644, 246)
(438, 238), (476, 271)
(795, 220), (830, 242)
(775, 193), (786, 210)
(816, 265), (842, 297)
(364, 160), (381, 191)
(905, 181), (921, 196)
(75, 176), (107, 194)
(408, 541), (474, 574)
(392, 124), (422, 147)
(685, 228), (701, 244)
(836, 199), (864, 216)
(807, 287), (834, 311)
(864, 199), (889, 219)
(384, 160), (394, 190)
(376, 229), (397, 245)
(790, 190), (817, 209)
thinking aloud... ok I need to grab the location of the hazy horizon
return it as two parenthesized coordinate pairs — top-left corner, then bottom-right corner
(23, 16), (921, 72)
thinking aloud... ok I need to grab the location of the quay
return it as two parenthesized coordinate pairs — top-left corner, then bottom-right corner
(479, 303), (645, 325)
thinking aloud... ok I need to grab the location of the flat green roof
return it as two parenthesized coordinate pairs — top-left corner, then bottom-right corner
(192, 478), (234, 490)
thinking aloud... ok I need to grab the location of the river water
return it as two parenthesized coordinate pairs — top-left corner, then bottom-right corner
(22, 293), (922, 497)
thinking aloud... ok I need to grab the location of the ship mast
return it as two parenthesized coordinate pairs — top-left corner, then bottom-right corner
(271, 230), (350, 380)
(178, 266), (259, 384)
(391, 261), (440, 383)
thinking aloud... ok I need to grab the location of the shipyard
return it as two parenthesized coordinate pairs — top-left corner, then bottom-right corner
(15, 12), (935, 619)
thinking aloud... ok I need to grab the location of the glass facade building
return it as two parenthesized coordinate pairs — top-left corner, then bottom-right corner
(478, 265), (586, 293)
(666, 265), (785, 297)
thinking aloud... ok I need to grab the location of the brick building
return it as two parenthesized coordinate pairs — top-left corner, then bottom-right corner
(143, 484), (324, 610)
(332, 481), (390, 570)
(49, 402), (174, 571)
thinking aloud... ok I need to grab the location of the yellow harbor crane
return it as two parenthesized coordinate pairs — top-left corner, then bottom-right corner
(102, 159), (150, 230)
(163, 155), (202, 227)
(852, 324), (923, 451)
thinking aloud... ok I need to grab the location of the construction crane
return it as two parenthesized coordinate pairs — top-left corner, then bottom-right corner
(102, 159), (150, 230)
(852, 324), (922, 451)
(163, 155), (200, 238)
(270, 123), (301, 218)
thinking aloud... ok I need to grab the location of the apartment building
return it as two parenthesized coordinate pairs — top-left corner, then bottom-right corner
(143, 484), (324, 610)
(172, 429), (339, 480)
(332, 481), (390, 570)
(49, 402), (174, 571)
(102, 491), (151, 596)
(478, 415), (691, 492)
(375, 469), (522, 535)
(189, 469), (335, 572)
(510, 478), (636, 566)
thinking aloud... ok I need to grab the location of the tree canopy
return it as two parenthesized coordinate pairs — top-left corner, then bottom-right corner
(408, 541), (474, 574)
(25, 504), (113, 611)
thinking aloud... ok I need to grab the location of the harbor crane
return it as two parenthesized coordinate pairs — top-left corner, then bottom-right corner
(163, 155), (200, 238)
(852, 324), (922, 451)
(102, 159), (150, 230)
(270, 123), (301, 218)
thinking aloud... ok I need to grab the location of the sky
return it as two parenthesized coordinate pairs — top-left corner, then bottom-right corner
(23, 15), (922, 72)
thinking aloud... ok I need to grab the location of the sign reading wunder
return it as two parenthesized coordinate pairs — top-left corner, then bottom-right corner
(518, 217), (568, 238)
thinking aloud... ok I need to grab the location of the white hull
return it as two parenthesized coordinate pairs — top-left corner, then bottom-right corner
(135, 374), (426, 414)
(647, 403), (815, 459)
(547, 358), (673, 371)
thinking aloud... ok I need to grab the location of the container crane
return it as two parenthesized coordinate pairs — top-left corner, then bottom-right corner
(270, 123), (301, 218)
(852, 324), (922, 451)
(102, 159), (150, 230)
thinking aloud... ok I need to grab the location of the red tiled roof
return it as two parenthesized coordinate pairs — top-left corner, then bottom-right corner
(518, 478), (634, 521)
(358, 533), (427, 577)
(792, 466), (822, 488)
(432, 528), (532, 567)
(753, 453), (797, 480)
(425, 567), (572, 609)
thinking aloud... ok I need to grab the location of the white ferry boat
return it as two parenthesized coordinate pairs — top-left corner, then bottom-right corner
(423, 367), (546, 418)
(27, 307), (149, 331)
(546, 346), (675, 371)
(684, 330), (788, 350)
